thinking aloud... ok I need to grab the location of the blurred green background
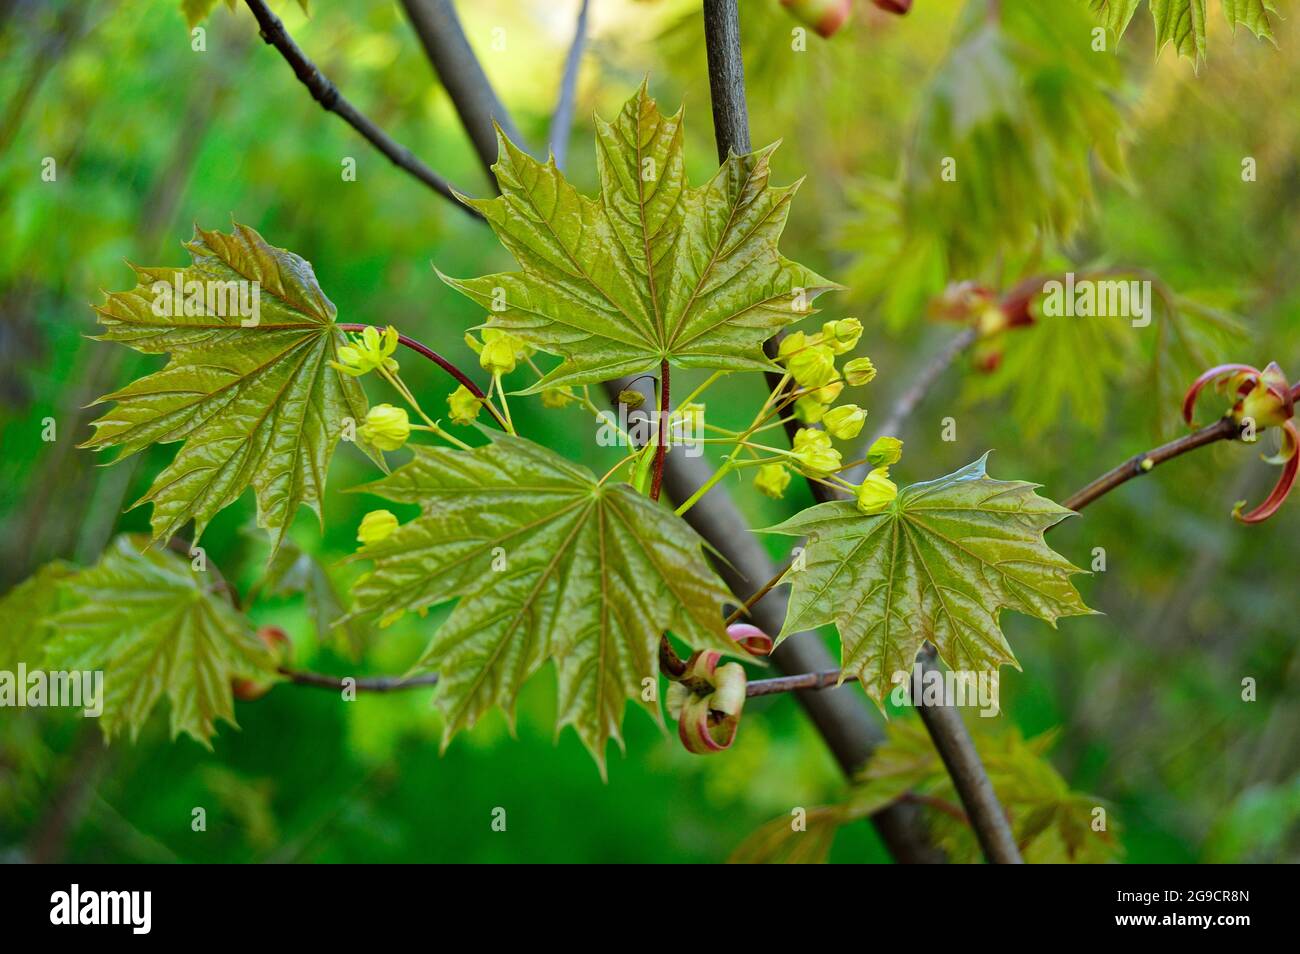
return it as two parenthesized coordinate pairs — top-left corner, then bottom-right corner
(0, 0), (1296, 862)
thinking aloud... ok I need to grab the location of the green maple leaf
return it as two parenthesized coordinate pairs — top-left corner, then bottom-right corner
(1152, 0), (1209, 64)
(766, 455), (1093, 706)
(345, 434), (738, 773)
(0, 561), (75, 670)
(1221, 0), (1279, 41)
(732, 718), (1120, 864)
(45, 536), (277, 746)
(1089, 0), (1143, 44)
(1087, 0), (1278, 64)
(438, 83), (838, 391)
(84, 223), (379, 553)
(181, 0), (222, 29)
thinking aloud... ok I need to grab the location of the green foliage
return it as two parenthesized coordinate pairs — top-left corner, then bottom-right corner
(768, 456), (1093, 706)
(345, 435), (739, 773)
(1089, 0), (1279, 64)
(439, 84), (838, 390)
(40, 536), (277, 746)
(844, 0), (1128, 328)
(0, 561), (74, 671)
(733, 717), (1120, 863)
(962, 270), (1245, 437)
(247, 528), (367, 659)
(83, 223), (380, 554)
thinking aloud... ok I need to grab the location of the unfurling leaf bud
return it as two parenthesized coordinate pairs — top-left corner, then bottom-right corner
(667, 649), (748, 754)
(843, 357), (877, 386)
(823, 404), (866, 440)
(867, 436), (903, 467)
(232, 626), (293, 702)
(754, 462), (792, 499)
(447, 385), (481, 426)
(873, 0), (913, 16)
(788, 344), (838, 388)
(791, 428), (842, 476)
(727, 623), (774, 656)
(618, 388), (645, 409)
(821, 317), (863, 354)
(855, 467), (898, 515)
(360, 403), (410, 451)
(780, 0), (852, 38)
(357, 509), (399, 547)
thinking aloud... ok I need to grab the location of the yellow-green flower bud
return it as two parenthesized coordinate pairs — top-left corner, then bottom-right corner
(754, 463), (792, 499)
(823, 404), (866, 441)
(447, 385), (481, 426)
(776, 331), (808, 361)
(821, 318), (863, 354)
(541, 386), (575, 409)
(793, 394), (828, 423)
(843, 356), (877, 386)
(479, 337), (518, 375)
(357, 509), (399, 546)
(867, 436), (903, 467)
(791, 427), (841, 476)
(855, 467), (898, 515)
(360, 403), (410, 451)
(807, 379), (844, 406)
(788, 344), (837, 389)
(618, 388), (645, 410)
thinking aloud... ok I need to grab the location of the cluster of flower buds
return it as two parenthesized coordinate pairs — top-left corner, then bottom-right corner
(779, 0), (911, 39)
(758, 319), (880, 498)
(666, 624), (773, 755)
(330, 325), (400, 377)
(930, 278), (1039, 372)
(1183, 362), (1297, 523)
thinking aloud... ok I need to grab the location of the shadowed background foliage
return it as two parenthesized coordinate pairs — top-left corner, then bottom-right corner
(0, 0), (1297, 862)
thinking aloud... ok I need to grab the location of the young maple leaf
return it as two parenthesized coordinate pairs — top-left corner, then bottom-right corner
(766, 455), (1095, 706)
(83, 223), (381, 554)
(438, 82), (841, 390)
(344, 435), (741, 776)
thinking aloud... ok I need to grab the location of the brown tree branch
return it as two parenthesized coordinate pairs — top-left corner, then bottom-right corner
(242, 0), (480, 219)
(280, 668), (441, 693)
(548, 0), (590, 169)
(701, 0), (963, 863)
(398, 0), (526, 182)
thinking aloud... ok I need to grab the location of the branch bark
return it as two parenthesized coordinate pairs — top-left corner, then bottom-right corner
(398, 0), (525, 182)
(548, 0), (589, 169)
(243, 0), (479, 219)
(701, 0), (968, 863)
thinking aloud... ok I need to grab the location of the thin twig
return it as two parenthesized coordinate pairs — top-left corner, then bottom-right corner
(242, 0), (480, 219)
(548, 0), (589, 169)
(912, 649), (1022, 863)
(280, 668), (441, 693)
(1061, 416), (1240, 512)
